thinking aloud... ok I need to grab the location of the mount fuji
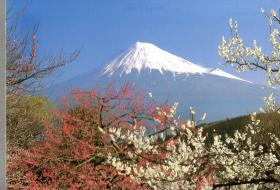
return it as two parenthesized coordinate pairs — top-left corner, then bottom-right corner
(103, 42), (250, 83)
(44, 42), (276, 122)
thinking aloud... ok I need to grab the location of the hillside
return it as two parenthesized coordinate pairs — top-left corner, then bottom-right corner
(203, 112), (280, 144)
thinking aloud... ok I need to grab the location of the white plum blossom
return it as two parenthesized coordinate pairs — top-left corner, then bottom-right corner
(105, 101), (280, 189)
(201, 113), (207, 121)
(219, 9), (280, 87)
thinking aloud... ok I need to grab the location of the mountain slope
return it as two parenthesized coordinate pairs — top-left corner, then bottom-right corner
(43, 42), (277, 122)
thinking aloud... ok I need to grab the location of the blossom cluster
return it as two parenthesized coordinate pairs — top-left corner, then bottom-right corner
(107, 103), (280, 189)
(218, 9), (280, 87)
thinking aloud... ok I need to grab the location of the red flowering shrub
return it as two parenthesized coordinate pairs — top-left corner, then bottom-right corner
(7, 84), (153, 189)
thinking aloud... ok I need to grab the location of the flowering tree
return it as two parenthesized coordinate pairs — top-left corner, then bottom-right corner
(215, 7), (280, 189)
(218, 8), (280, 112)
(107, 104), (280, 189)
(219, 9), (280, 87)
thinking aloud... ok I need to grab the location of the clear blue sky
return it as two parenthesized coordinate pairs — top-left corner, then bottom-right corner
(9, 0), (280, 85)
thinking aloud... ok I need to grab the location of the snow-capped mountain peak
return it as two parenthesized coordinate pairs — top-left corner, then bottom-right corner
(103, 42), (207, 75)
(103, 42), (251, 83)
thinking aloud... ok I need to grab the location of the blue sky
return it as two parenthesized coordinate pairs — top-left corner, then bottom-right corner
(9, 0), (280, 85)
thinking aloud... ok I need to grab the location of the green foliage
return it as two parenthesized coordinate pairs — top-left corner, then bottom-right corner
(7, 95), (54, 148)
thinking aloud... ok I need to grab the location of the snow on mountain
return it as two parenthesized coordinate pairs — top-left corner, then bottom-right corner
(103, 42), (251, 83)
(208, 68), (252, 83)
